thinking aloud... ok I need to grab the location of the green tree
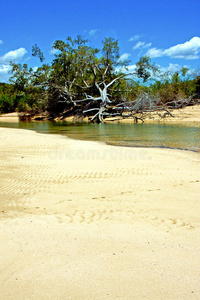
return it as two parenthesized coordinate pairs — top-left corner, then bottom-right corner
(51, 35), (98, 87)
(136, 56), (158, 82)
(101, 37), (120, 68)
(32, 44), (45, 62)
(9, 63), (32, 91)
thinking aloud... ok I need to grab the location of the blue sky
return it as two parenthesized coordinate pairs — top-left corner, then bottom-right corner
(0, 0), (200, 82)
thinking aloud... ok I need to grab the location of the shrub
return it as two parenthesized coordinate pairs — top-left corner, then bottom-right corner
(0, 94), (16, 113)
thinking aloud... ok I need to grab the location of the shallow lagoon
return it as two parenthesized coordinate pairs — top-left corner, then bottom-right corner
(0, 121), (199, 152)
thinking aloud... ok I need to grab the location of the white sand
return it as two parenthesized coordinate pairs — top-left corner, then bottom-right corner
(0, 127), (200, 299)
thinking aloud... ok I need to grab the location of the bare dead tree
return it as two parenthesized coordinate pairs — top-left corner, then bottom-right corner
(69, 67), (136, 122)
(43, 61), (200, 123)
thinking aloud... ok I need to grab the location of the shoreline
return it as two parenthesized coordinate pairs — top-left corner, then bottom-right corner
(106, 142), (200, 153)
(0, 127), (200, 299)
(0, 104), (200, 125)
(0, 105), (199, 154)
(0, 121), (199, 153)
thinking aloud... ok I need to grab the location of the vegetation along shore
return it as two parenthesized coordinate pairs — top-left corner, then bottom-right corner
(0, 36), (199, 123)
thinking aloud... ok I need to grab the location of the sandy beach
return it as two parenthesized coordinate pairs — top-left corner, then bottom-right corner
(0, 125), (200, 299)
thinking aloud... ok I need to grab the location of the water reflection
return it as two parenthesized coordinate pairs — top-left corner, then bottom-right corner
(0, 121), (199, 152)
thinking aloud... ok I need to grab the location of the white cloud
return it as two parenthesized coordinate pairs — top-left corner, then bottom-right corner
(89, 29), (98, 36)
(160, 63), (195, 75)
(0, 47), (27, 82)
(153, 63), (196, 81)
(133, 41), (145, 49)
(118, 53), (131, 62)
(164, 37), (200, 59)
(83, 29), (100, 39)
(32, 66), (38, 72)
(145, 47), (164, 58)
(116, 64), (137, 75)
(129, 34), (143, 42)
(133, 41), (152, 50)
(146, 37), (200, 60)
(0, 40), (3, 45)
(158, 63), (184, 74)
(24, 56), (31, 62)
(142, 42), (152, 49)
(0, 64), (12, 82)
(0, 47), (27, 64)
(126, 64), (137, 72)
(49, 48), (59, 55)
(0, 64), (11, 73)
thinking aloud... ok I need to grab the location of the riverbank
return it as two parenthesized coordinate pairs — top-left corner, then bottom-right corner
(0, 112), (20, 122)
(0, 104), (200, 124)
(0, 127), (199, 299)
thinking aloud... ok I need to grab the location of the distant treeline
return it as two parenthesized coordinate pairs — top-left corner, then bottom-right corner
(0, 35), (199, 116)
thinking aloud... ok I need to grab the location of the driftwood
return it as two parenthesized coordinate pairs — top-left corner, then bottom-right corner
(46, 66), (200, 123)
(55, 92), (199, 123)
(73, 70), (135, 123)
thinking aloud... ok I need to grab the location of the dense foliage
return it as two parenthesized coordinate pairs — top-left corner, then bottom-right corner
(0, 35), (199, 116)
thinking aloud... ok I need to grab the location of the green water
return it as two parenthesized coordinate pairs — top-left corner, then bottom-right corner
(0, 121), (199, 152)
